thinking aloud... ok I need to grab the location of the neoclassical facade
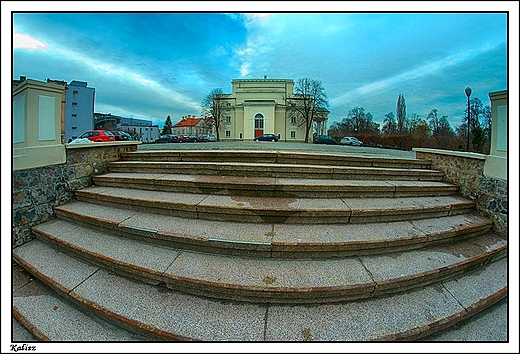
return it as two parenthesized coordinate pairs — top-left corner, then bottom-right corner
(219, 78), (328, 142)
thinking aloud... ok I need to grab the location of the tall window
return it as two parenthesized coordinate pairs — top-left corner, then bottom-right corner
(226, 116), (231, 125)
(254, 113), (264, 129)
(225, 130), (231, 138)
(290, 116), (297, 125)
(290, 131), (296, 139)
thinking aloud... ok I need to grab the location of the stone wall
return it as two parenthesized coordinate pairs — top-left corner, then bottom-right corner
(12, 143), (139, 246)
(415, 149), (507, 237)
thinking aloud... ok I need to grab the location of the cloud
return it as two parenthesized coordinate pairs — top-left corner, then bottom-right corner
(13, 29), (46, 50)
(240, 62), (251, 77)
(43, 41), (201, 112)
(331, 41), (505, 107)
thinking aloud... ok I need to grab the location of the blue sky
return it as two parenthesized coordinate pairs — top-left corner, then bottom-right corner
(4, 3), (514, 131)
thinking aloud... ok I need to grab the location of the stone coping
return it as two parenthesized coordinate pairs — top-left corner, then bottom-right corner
(65, 141), (141, 149)
(413, 148), (487, 160)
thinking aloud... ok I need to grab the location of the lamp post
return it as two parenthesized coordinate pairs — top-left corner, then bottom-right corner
(465, 86), (472, 151)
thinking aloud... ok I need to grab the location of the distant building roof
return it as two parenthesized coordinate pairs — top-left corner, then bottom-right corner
(174, 116), (202, 128)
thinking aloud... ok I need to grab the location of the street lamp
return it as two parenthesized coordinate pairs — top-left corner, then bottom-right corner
(465, 86), (472, 151)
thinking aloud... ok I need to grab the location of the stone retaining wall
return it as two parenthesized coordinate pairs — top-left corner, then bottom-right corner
(415, 149), (507, 237)
(12, 143), (139, 246)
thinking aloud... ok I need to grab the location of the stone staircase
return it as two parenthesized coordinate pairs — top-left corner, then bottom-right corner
(12, 150), (507, 341)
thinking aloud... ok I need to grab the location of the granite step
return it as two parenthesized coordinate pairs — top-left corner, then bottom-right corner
(12, 241), (507, 341)
(27, 220), (507, 304)
(12, 262), (148, 341)
(93, 172), (457, 198)
(74, 186), (476, 224)
(120, 150), (433, 170)
(11, 273), (510, 343)
(54, 201), (493, 258)
(107, 161), (444, 181)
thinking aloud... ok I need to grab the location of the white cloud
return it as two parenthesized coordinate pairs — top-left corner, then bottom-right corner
(13, 29), (46, 50)
(240, 62), (251, 77)
(331, 41), (504, 107)
(44, 43), (200, 111)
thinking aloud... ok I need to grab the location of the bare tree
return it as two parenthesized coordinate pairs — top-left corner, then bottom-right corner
(201, 88), (227, 141)
(285, 78), (329, 143)
(382, 112), (397, 135)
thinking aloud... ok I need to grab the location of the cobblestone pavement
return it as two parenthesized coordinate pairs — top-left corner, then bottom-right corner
(138, 141), (417, 159)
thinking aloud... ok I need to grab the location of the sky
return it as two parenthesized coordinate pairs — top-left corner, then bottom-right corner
(4, 2), (515, 132)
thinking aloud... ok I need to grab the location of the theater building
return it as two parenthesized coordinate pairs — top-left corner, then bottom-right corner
(219, 78), (328, 142)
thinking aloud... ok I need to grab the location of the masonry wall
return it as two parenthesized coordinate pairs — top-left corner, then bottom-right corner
(12, 143), (138, 246)
(415, 150), (507, 237)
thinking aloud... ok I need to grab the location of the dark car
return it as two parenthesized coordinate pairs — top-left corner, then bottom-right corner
(254, 134), (279, 142)
(110, 131), (133, 141)
(155, 134), (178, 143)
(194, 134), (207, 142)
(119, 131), (134, 141)
(313, 135), (337, 145)
(79, 130), (115, 142)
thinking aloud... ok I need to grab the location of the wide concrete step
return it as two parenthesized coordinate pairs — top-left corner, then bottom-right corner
(93, 172), (457, 198)
(75, 186), (476, 224)
(120, 150), (433, 170)
(13, 241), (507, 340)
(27, 219), (507, 304)
(107, 161), (444, 181)
(12, 262), (148, 341)
(54, 201), (493, 258)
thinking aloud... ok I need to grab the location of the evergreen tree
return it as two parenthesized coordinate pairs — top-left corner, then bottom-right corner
(162, 115), (173, 135)
(396, 94), (407, 133)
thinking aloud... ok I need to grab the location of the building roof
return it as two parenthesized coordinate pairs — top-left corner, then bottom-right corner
(174, 117), (202, 127)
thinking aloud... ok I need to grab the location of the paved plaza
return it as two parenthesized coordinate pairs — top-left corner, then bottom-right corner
(137, 140), (418, 159)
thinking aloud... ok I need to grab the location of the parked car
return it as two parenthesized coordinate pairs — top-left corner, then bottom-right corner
(340, 136), (364, 146)
(206, 134), (216, 142)
(178, 135), (196, 143)
(119, 131), (134, 141)
(110, 131), (133, 141)
(254, 134), (279, 142)
(79, 130), (115, 142)
(195, 134), (208, 142)
(313, 135), (337, 145)
(155, 134), (179, 143)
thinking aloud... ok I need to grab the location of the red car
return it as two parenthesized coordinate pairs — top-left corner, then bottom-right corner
(79, 130), (116, 142)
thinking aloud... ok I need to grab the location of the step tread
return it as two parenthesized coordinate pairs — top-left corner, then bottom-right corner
(54, 201), (492, 256)
(28, 219), (506, 303)
(121, 150), (432, 169)
(424, 298), (507, 341)
(12, 260), (147, 341)
(75, 186), (475, 224)
(108, 161), (443, 180)
(13, 240), (507, 340)
(94, 172), (455, 189)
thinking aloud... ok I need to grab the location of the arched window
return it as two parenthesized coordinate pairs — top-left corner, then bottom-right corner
(254, 113), (264, 129)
